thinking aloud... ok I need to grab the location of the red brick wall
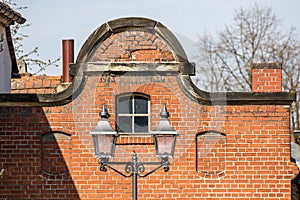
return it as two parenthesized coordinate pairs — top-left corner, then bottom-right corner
(0, 107), (79, 199)
(0, 74), (295, 199)
(0, 28), (296, 199)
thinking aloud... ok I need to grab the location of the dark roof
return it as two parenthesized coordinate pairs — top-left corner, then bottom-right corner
(0, 2), (26, 25)
(0, 2), (26, 77)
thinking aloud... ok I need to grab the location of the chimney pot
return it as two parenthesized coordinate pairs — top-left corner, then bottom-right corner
(62, 39), (74, 83)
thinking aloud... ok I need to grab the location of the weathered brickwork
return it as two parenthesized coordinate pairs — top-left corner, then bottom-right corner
(0, 17), (297, 199)
(90, 30), (175, 62)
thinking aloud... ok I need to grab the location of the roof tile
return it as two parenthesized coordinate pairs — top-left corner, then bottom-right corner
(0, 2), (26, 25)
(11, 75), (63, 94)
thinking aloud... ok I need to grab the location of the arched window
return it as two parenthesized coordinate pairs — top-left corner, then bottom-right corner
(196, 130), (226, 178)
(116, 93), (150, 134)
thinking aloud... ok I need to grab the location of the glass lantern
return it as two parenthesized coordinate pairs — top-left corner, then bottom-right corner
(151, 104), (178, 158)
(90, 104), (118, 159)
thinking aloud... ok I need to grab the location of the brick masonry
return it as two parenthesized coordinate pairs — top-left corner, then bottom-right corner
(252, 63), (283, 92)
(0, 17), (297, 199)
(90, 30), (175, 62)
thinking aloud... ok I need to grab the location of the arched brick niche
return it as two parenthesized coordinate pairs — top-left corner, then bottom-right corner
(41, 131), (72, 180)
(196, 130), (226, 179)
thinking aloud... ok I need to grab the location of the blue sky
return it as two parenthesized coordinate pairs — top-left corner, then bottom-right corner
(14, 0), (300, 75)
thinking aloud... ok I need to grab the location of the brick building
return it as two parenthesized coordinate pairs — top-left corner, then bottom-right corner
(0, 17), (299, 199)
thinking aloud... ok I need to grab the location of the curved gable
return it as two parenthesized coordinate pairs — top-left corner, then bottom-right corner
(76, 17), (188, 63)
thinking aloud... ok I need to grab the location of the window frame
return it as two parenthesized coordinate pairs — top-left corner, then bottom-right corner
(116, 93), (150, 135)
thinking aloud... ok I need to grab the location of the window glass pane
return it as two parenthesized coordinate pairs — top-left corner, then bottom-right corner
(134, 116), (148, 132)
(118, 96), (132, 114)
(156, 135), (174, 155)
(134, 96), (148, 114)
(117, 116), (132, 132)
(97, 135), (114, 155)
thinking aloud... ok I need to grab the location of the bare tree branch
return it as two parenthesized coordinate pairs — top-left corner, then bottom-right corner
(195, 4), (300, 129)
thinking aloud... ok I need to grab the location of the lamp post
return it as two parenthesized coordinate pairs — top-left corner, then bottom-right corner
(90, 104), (178, 200)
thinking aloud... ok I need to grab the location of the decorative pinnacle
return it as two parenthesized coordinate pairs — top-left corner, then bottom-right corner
(160, 104), (169, 119)
(100, 104), (110, 119)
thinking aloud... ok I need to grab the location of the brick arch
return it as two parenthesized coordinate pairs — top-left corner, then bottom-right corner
(76, 17), (188, 63)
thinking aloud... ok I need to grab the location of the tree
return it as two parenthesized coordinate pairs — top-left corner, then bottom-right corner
(195, 4), (300, 130)
(2, 0), (59, 74)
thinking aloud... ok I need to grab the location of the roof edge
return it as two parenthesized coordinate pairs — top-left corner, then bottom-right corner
(177, 75), (296, 105)
(0, 2), (26, 25)
(0, 72), (295, 107)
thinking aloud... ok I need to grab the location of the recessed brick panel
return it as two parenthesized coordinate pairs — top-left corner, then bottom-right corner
(41, 132), (71, 180)
(197, 131), (226, 178)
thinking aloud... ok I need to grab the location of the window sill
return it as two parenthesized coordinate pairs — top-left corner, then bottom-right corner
(117, 134), (154, 145)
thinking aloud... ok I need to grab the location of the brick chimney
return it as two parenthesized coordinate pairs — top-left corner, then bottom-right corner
(62, 39), (74, 83)
(251, 63), (282, 92)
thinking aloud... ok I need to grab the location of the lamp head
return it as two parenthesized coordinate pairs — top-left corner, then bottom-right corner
(90, 104), (118, 159)
(151, 104), (178, 158)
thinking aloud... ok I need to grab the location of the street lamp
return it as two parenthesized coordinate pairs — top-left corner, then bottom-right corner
(90, 104), (178, 200)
